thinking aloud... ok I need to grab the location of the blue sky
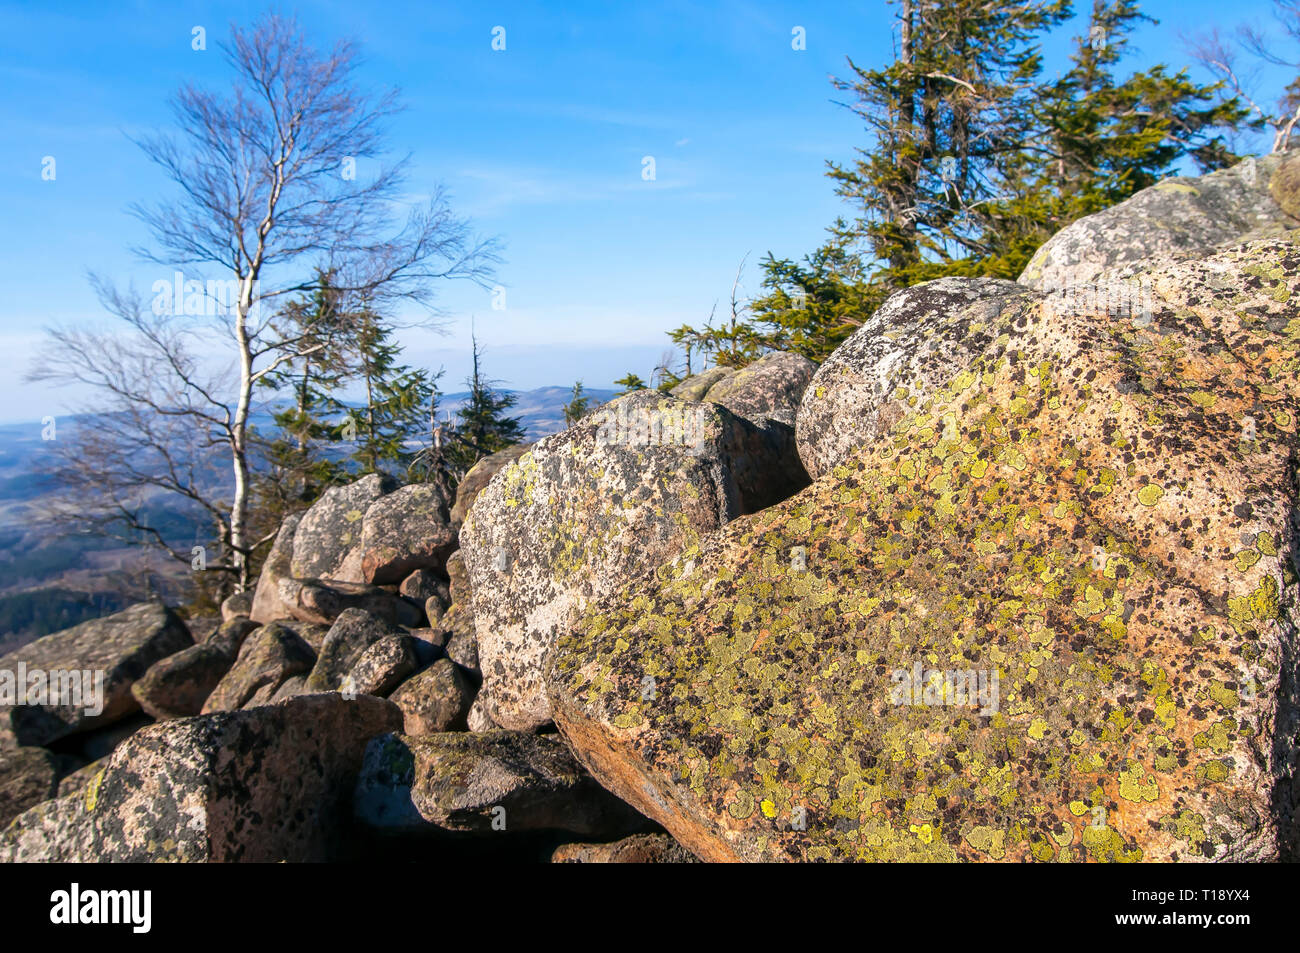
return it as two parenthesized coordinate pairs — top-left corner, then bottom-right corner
(0, 0), (1289, 422)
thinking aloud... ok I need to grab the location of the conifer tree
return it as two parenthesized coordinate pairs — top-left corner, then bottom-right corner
(446, 336), (525, 474)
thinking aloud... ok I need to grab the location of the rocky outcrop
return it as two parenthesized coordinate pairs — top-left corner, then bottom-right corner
(0, 602), (191, 746)
(388, 659), (475, 734)
(353, 730), (650, 837)
(202, 622), (316, 713)
(1020, 151), (1300, 292)
(698, 352), (817, 427)
(460, 390), (809, 730)
(290, 473), (396, 582)
(551, 833), (698, 863)
(549, 240), (1300, 862)
(130, 618), (260, 720)
(0, 694), (401, 862)
(450, 444), (532, 527)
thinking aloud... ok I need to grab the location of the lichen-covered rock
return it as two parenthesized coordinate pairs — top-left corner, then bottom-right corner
(400, 568), (450, 611)
(0, 602), (192, 746)
(306, 609), (404, 693)
(441, 603), (479, 675)
(56, 756), (106, 800)
(796, 277), (1033, 480)
(467, 696), (496, 732)
(353, 730), (650, 837)
(700, 352), (817, 427)
(445, 551), (471, 606)
(290, 473), (396, 582)
(0, 693), (402, 862)
(342, 635), (418, 698)
(250, 513), (303, 624)
(0, 746), (60, 827)
(1020, 152), (1300, 292)
(202, 622), (316, 713)
(461, 390), (809, 730)
(551, 832), (699, 863)
(669, 365), (734, 401)
(359, 484), (458, 585)
(272, 576), (424, 628)
(130, 617), (260, 720)
(388, 659), (475, 734)
(549, 241), (1300, 862)
(450, 443), (532, 527)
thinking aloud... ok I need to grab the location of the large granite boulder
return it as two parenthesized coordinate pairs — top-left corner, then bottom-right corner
(353, 730), (650, 837)
(290, 473), (396, 582)
(249, 512), (303, 623)
(1020, 151), (1300, 292)
(460, 389), (809, 730)
(342, 635), (419, 698)
(0, 693), (401, 862)
(0, 602), (192, 746)
(201, 622), (316, 713)
(548, 241), (1300, 862)
(359, 484), (458, 585)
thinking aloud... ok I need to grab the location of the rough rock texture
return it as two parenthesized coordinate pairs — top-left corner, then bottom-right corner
(551, 833), (699, 863)
(56, 756), (106, 800)
(353, 730), (650, 837)
(0, 602), (192, 746)
(389, 659), (476, 734)
(467, 698), (496, 733)
(271, 576), (424, 628)
(186, 615), (222, 644)
(359, 484), (458, 585)
(0, 694), (402, 862)
(460, 389), (810, 730)
(221, 591), (254, 622)
(269, 675), (309, 703)
(400, 569), (450, 611)
(0, 746), (60, 827)
(700, 352), (818, 427)
(796, 277), (1033, 480)
(669, 365), (734, 401)
(1020, 152), (1300, 292)
(446, 551), (471, 606)
(202, 622), (316, 713)
(249, 513), (303, 623)
(343, 635), (419, 698)
(549, 241), (1300, 862)
(291, 473), (396, 582)
(451, 444), (533, 527)
(307, 609), (405, 693)
(441, 603), (480, 675)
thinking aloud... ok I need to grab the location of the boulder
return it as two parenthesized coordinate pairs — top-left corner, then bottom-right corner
(441, 603), (479, 675)
(0, 746), (60, 827)
(249, 513), (303, 623)
(796, 277), (1033, 480)
(460, 389), (810, 730)
(669, 365), (734, 401)
(359, 484), (458, 585)
(400, 568), (450, 611)
(467, 697), (496, 733)
(353, 730), (650, 837)
(220, 591), (254, 622)
(131, 618), (261, 720)
(269, 675), (309, 703)
(342, 635), (419, 698)
(450, 444), (532, 527)
(306, 609), (405, 693)
(698, 351), (817, 427)
(388, 659), (475, 734)
(1019, 151), (1300, 292)
(445, 551), (471, 606)
(290, 473), (396, 582)
(0, 602), (192, 746)
(0, 693), (402, 862)
(549, 241), (1300, 862)
(551, 833), (698, 863)
(272, 576), (425, 628)
(202, 622), (316, 713)
(185, 615), (222, 643)
(56, 756), (106, 800)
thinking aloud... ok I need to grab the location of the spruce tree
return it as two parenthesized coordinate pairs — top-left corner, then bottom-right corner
(447, 336), (525, 474)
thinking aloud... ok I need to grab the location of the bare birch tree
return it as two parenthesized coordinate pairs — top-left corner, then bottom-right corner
(29, 14), (498, 592)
